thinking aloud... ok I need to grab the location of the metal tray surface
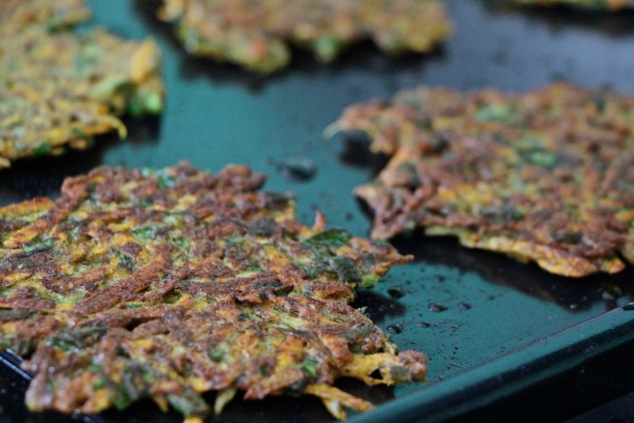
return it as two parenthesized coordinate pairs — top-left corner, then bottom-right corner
(2, 0), (634, 421)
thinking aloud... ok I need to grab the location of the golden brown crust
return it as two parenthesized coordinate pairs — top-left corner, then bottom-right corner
(0, 162), (423, 420)
(159, 0), (452, 73)
(334, 83), (634, 277)
(0, 0), (164, 169)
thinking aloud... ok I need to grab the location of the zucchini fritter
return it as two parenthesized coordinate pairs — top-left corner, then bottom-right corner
(0, 162), (424, 421)
(159, 0), (452, 74)
(512, 0), (634, 10)
(332, 83), (634, 277)
(0, 0), (164, 169)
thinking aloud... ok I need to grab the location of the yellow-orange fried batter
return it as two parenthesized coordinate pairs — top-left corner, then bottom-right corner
(333, 83), (634, 277)
(0, 162), (424, 420)
(0, 0), (164, 169)
(159, 0), (451, 73)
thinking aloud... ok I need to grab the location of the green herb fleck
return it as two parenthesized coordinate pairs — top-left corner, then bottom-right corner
(157, 174), (176, 189)
(48, 327), (108, 352)
(72, 127), (85, 139)
(594, 95), (606, 113)
(144, 92), (163, 115)
(313, 37), (344, 62)
(32, 143), (52, 156)
(300, 358), (319, 377)
(208, 348), (225, 362)
(305, 228), (352, 250)
(132, 226), (155, 240)
(475, 104), (513, 122)
(93, 376), (111, 390)
(173, 236), (190, 249)
(330, 256), (360, 283)
(166, 392), (210, 416)
(360, 274), (379, 288)
(113, 385), (134, 410)
(115, 251), (135, 271)
(22, 238), (54, 255)
(528, 150), (558, 168)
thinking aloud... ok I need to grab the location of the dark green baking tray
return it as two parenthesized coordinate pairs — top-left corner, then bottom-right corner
(2, 1), (634, 422)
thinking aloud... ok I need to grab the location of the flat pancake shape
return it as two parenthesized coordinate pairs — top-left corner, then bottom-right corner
(0, 162), (424, 421)
(513, 0), (634, 10)
(0, 0), (164, 169)
(332, 83), (634, 277)
(158, 0), (452, 74)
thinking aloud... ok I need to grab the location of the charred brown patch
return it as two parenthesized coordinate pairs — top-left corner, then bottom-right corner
(334, 83), (634, 277)
(0, 162), (420, 420)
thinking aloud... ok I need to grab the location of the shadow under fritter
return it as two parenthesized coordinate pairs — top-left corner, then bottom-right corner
(351, 291), (407, 324)
(338, 137), (390, 176)
(482, 0), (634, 36)
(0, 143), (109, 205)
(0, 114), (162, 206)
(389, 234), (634, 313)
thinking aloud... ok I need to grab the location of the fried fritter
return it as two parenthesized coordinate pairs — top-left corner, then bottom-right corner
(512, 0), (634, 10)
(0, 162), (424, 421)
(159, 0), (452, 74)
(0, 0), (164, 169)
(332, 83), (634, 277)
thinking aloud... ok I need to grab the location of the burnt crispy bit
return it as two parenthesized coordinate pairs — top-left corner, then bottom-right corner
(512, 0), (634, 10)
(0, 0), (164, 169)
(158, 0), (452, 74)
(332, 83), (634, 277)
(0, 162), (421, 421)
